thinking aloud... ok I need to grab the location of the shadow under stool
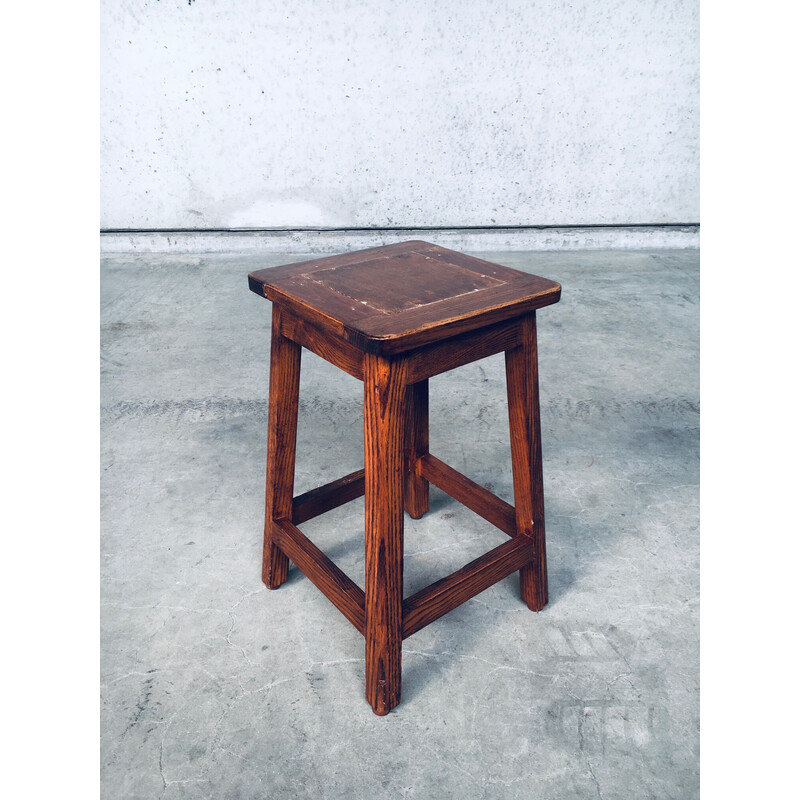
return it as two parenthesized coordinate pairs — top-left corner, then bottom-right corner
(248, 240), (561, 715)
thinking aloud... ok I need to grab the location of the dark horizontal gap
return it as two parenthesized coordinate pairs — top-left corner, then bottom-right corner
(101, 223), (700, 234)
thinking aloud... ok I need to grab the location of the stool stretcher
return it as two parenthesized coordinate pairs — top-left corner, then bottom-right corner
(273, 518), (366, 635)
(291, 469), (366, 524)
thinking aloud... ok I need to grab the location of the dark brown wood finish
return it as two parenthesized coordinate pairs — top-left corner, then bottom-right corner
(363, 352), (407, 715)
(309, 254), (502, 312)
(404, 380), (429, 519)
(505, 313), (548, 611)
(248, 240), (423, 287)
(263, 306), (301, 589)
(354, 280), (554, 354)
(251, 241), (560, 714)
(249, 241), (560, 355)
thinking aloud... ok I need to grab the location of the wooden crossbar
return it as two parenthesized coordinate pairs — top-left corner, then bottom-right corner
(292, 469), (366, 524)
(402, 535), (533, 639)
(282, 457), (523, 643)
(418, 454), (517, 536)
(273, 518), (366, 635)
(279, 310), (364, 380)
(405, 317), (522, 383)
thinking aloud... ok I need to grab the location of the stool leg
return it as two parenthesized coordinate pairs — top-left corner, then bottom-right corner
(263, 305), (301, 590)
(364, 353), (406, 715)
(404, 379), (430, 519)
(505, 312), (548, 611)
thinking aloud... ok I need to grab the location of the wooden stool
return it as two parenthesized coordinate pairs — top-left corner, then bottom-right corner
(248, 241), (561, 715)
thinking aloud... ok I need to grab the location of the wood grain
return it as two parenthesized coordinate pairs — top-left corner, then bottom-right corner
(251, 244), (560, 712)
(249, 241), (561, 355)
(364, 352), (407, 715)
(292, 469), (366, 525)
(406, 316), (522, 383)
(279, 308), (364, 380)
(263, 305), (302, 589)
(248, 240), (424, 288)
(404, 380), (429, 519)
(356, 276), (559, 354)
(402, 536), (534, 639)
(505, 312), (548, 611)
(307, 252), (503, 312)
(273, 518), (366, 634)
(418, 454), (517, 536)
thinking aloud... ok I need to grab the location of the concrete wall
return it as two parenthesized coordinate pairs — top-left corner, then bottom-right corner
(101, 0), (699, 230)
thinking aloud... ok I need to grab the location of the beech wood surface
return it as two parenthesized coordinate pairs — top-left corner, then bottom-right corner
(273, 519), (366, 634)
(363, 353), (407, 715)
(505, 313), (548, 611)
(402, 535), (534, 639)
(263, 306), (301, 589)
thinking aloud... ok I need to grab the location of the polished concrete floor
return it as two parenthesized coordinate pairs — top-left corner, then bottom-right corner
(100, 248), (699, 799)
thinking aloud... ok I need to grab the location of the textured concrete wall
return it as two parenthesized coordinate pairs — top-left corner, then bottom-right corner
(101, 0), (699, 230)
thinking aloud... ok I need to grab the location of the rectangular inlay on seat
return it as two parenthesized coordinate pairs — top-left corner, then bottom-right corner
(248, 241), (562, 715)
(249, 240), (561, 353)
(307, 253), (505, 313)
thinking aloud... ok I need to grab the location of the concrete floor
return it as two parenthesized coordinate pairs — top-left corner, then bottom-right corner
(100, 248), (699, 799)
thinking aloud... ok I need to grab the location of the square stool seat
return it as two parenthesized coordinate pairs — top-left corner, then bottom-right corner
(248, 239), (561, 354)
(248, 240), (561, 715)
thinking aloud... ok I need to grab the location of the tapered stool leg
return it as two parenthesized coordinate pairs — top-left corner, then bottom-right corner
(263, 306), (302, 589)
(404, 379), (430, 519)
(505, 312), (548, 611)
(364, 353), (406, 715)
